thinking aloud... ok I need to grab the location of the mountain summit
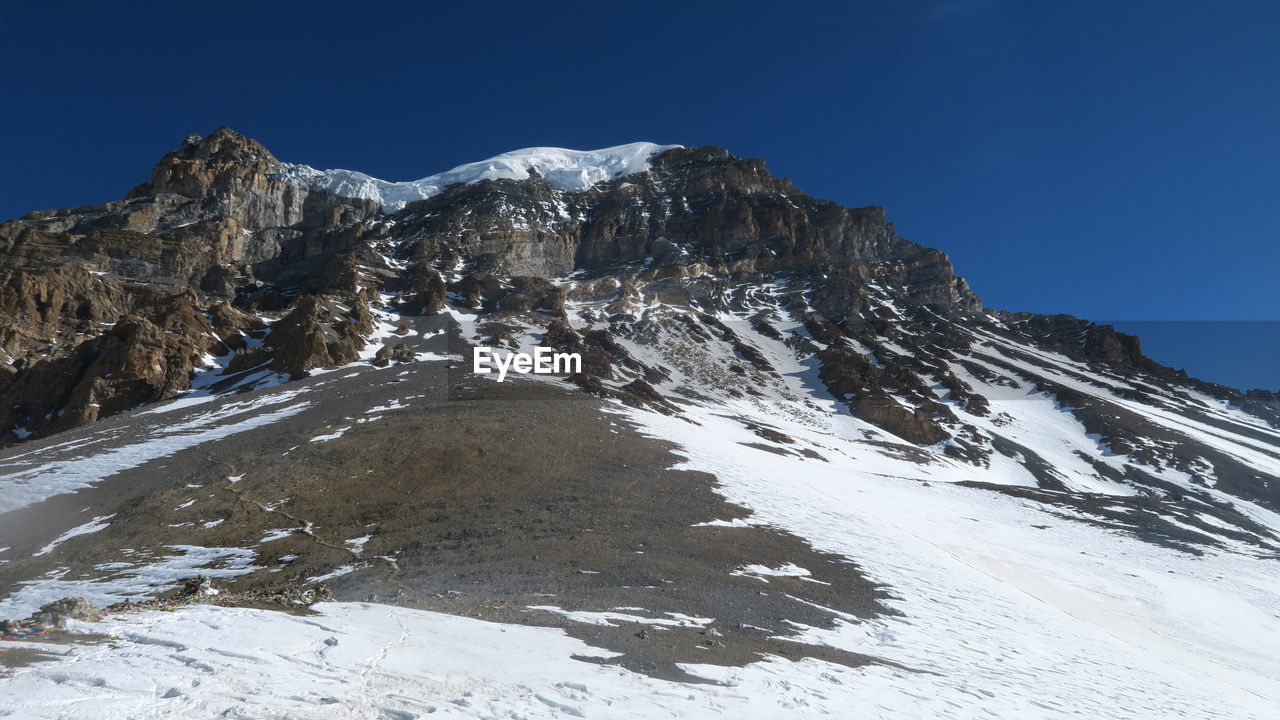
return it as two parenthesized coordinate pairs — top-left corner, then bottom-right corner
(278, 140), (684, 211)
(0, 127), (986, 441)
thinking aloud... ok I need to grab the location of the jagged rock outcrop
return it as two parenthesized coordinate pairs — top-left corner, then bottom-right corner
(0, 129), (387, 442)
(126, 127), (379, 233)
(264, 293), (375, 380)
(399, 265), (447, 316)
(0, 292), (224, 440)
(384, 146), (980, 315)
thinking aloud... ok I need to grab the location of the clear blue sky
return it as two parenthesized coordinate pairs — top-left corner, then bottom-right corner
(2, 2), (1277, 387)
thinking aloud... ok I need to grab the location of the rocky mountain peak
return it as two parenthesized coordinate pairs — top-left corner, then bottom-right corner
(0, 129), (1005, 445)
(127, 126), (279, 201)
(9, 126), (1262, 461)
(174, 125), (275, 165)
(120, 126), (381, 237)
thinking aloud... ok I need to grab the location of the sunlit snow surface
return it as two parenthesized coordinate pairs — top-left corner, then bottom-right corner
(0, 395), (311, 514)
(277, 142), (682, 212)
(619, 401), (1280, 718)
(1, 602), (892, 719)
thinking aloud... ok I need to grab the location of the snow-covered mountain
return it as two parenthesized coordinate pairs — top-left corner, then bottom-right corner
(276, 141), (682, 212)
(1, 128), (1278, 719)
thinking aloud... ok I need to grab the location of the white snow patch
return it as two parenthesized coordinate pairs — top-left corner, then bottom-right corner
(731, 563), (827, 584)
(258, 528), (298, 543)
(278, 142), (682, 212)
(310, 426), (350, 442)
(0, 545), (258, 619)
(0, 399), (311, 514)
(527, 606), (713, 629)
(306, 563), (368, 584)
(32, 515), (114, 556)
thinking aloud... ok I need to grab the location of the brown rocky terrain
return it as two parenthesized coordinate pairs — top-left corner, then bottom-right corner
(0, 329), (894, 681)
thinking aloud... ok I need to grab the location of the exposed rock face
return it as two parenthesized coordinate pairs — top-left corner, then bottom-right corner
(996, 313), (1158, 372)
(0, 126), (1264, 452)
(399, 265), (447, 316)
(387, 146), (979, 314)
(126, 127), (378, 234)
(0, 129), (384, 442)
(264, 293), (374, 380)
(0, 292), (222, 436)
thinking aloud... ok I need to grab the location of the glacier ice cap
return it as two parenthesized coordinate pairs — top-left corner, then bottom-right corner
(277, 142), (683, 212)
